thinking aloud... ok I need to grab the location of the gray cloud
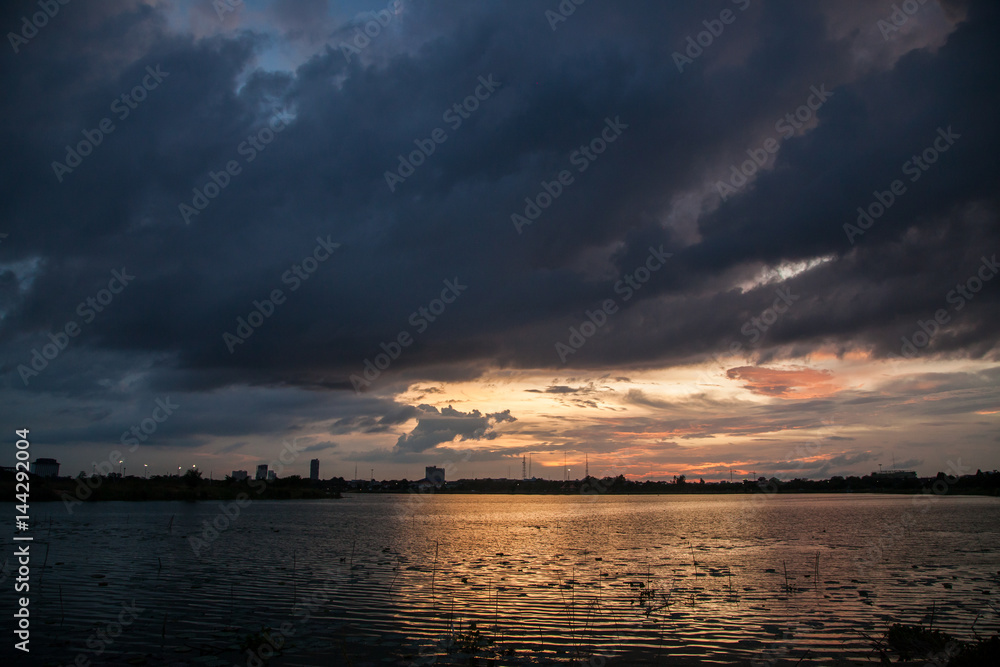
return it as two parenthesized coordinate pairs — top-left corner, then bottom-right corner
(392, 405), (516, 454)
(0, 0), (997, 477)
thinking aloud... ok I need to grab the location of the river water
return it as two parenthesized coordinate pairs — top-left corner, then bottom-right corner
(6, 493), (999, 665)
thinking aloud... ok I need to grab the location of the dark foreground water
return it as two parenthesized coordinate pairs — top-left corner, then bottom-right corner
(3, 493), (999, 665)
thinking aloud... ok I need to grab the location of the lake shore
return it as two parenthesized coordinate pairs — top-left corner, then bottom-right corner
(6, 467), (1000, 503)
(17, 495), (1000, 666)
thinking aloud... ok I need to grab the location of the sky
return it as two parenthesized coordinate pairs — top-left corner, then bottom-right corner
(1, 0), (998, 482)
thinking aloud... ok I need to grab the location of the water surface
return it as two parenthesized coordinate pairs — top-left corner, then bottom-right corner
(6, 493), (999, 665)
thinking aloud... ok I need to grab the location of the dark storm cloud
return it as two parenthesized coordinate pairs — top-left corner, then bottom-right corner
(392, 404), (515, 454)
(527, 385), (576, 394)
(329, 403), (419, 433)
(823, 451), (878, 468)
(0, 0), (997, 471)
(300, 440), (338, 453)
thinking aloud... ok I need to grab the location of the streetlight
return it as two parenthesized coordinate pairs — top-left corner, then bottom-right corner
(118, 460), (123, 476)
(144, 464), (148, 479)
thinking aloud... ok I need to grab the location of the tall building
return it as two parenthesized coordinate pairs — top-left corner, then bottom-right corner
(231, 470), (248, 481)
(425, 466), (445, 486)
(256, 464), (268, 480)
(31, 458), (60, 478)
(310, 458), (320, 481)
(267, 470), (276, 482)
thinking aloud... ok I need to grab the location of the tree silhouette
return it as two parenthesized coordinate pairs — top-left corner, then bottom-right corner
(183, 469), (202, 488)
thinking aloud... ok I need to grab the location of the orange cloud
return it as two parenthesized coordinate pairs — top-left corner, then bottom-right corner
(726, 365), (838, 399)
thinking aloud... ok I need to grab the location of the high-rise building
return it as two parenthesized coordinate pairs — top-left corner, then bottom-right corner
(256, 464), (268, 480)
(267, 470), (276, 482)
(425, 466), (445, 486)
(31, 458), (60, 478)
(310, 458), (320, 481)
(231, 470), (248, 481)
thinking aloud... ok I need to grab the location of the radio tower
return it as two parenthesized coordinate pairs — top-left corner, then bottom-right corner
(522, 455), (527, 480)
(585, 454), (589, 478)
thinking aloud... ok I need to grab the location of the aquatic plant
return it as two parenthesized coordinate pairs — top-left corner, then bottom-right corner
(240, 626), (281, 664)
(884, 623), (951, 660)
(864, 622), (1000, 666)
(947, 634), (1000, 666)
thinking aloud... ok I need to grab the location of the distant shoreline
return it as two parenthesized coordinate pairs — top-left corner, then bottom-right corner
(1, 471), (340, 503)
(4, 469), (999, 503)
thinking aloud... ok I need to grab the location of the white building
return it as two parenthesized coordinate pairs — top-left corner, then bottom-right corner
(31, 458), (60, 478)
